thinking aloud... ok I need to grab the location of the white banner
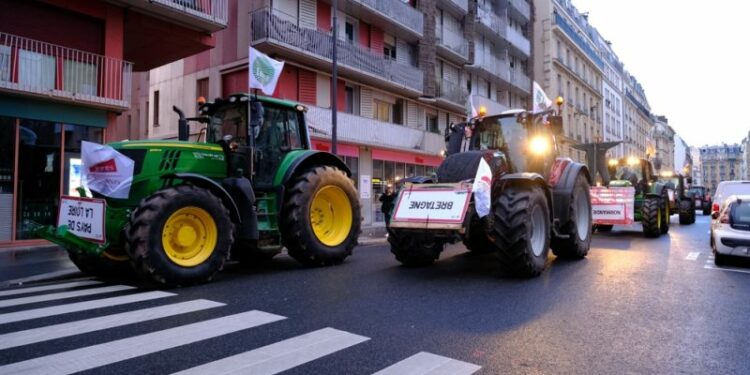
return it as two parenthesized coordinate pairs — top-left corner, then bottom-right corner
(81, 141), (134, 199)
(533, 81), (552, 111)
(393, 188), (471, 224)
(249, 47), (285, 95)
(592, 204), (626, 221)
(472, 158), (492, 218)
(57, 196), (106, 243)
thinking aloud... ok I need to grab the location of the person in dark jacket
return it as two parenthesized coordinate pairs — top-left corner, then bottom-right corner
(379, 186), (396, 226)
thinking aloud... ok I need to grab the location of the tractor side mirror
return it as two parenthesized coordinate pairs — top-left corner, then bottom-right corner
(547, 116), (563, 135)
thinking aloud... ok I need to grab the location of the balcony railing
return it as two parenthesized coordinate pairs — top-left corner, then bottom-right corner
(471, 53), (509, 82)
(152, 0), (228, 26)
(477, 4), (507, 40)
(436, 25), (468, 60)
(251, 8), (423, 93)
(438, 0), (468, 14)
(506, 26), (530, 56)
(355, 0), (423, 36)
(306, 106), (444, 154)
(0, 32), (132, 110)
(509, 70), (531, 93)
(553, 12), (604, 69)
(508, 0), (530, 20)
(437, 79), (469, 106)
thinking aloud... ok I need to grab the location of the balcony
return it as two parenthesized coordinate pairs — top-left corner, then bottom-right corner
(509, 69), (531, 94)
(469, 52), (509, 84)
(348, 0), (424, 38)
(106, 0), (228, 32)
(305, 106), (444, 154)
(508, 0), (531, 21)
(436, 25), (469, 63)
(476, 5), (507, 41)
(437, 0), (468, 15)
(552, 12), (604, 69)
(436, 79), (469, 108)
(0, 32), (133, 111)
(251, 8), (423, 95)
(506, 26), (531, 57)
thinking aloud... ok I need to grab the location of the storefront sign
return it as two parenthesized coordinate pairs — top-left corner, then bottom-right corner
(57, 196), (106, 243)
(360, 175), (371, 199)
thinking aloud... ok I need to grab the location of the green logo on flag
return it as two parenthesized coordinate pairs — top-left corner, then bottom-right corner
(252, 56), (276, 85)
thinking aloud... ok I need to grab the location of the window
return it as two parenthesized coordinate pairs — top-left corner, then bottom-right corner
(153, 91), (160, 127)
(393, 99), (404, 125)
(384, 43), (396, 60)
(374, 100), (391, 122)
(196, 78), (209, 111)
(556, 40), (562, 59)
(345, 86), (358, 115)
(345, 20), (355, 44)
(426, 113), (439, 133)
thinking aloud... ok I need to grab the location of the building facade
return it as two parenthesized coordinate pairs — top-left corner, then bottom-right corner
(652, 115), (675, 173)
(700, 144), (743, 193)
(129, 0), (533, 226)
(673, 134), (691, 176)
(623, 73), (652, 159)
(0, 0), (228, 246)
(596, 33), (625, 158)
(533, 0), (603, 163)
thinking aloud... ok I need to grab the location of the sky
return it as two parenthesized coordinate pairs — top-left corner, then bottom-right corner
(569, 0), (750, 147)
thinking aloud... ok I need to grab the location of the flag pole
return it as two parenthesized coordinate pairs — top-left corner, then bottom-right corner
(331, 0), (338, 155)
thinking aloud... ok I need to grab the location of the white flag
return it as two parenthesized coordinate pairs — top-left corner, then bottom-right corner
(81, 141), (135, 199)
(472, 158), (493, 218)
(532, 81), (553, 111)
(249, 47), (285, 95)
(466, 94), (478, 118)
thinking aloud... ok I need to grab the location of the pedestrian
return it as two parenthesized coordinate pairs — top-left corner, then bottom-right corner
(379, 186), (396, 226)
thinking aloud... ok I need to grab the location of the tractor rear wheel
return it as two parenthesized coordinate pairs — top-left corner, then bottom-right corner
(679, 199), (695, 225)
(126, 185), (234, 286)
(389, 229), (443, 266)
(642, 197), (662, 238)
(660, 192), (671, 234)
(703, 201), (712, 216)
(491, 184), (551, 277)
(283, 166), (360, 266)
(551, 174), (592, 259)
(68, 248), (132, 278)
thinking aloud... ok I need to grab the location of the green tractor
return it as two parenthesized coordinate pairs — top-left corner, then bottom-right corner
(35, 94), (361, 286)
(658, 171), (696, 225)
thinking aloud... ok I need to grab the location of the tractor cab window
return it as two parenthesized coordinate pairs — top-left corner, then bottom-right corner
(209, 105), (248, 145)
(479, 115), (529, 172)
(254, 105), (303, 185)
(609, 164), (644, 186)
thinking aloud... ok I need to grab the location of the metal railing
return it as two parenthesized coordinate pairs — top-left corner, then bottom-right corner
(356, 0), (423, 35)
(306, 105), (444, 154)
(436, 24), (468, 59)
(251, 8), (423, 92)
(152, 0), (229, 26)
(446, 0), (468, 13)
(508, 0), (530, 20)
(476, 4), (507, 40)
(509, 69), (531, 93)
(0, 32), (132, 109)
(506, 26), (530, 56)
(472, 52), (509, 81)
(436, 79), (469, 105)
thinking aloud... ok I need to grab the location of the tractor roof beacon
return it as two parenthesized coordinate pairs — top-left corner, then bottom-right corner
(34, 93), (361, 286)
(387, 101), (593, 277)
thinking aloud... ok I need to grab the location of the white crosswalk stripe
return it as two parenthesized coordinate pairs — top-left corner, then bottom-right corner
(0, 284), (136, 308)
(0, 299), (225, 350)
(373, 352), (481, 375)
(0, 290), (175, 325)
(0, 310), (286, 375)
(172, 327), (369, 375)
(0, 280), (102, 298)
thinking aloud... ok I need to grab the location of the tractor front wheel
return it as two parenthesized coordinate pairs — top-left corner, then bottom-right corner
(68, 248), (132, 279)
(660, 192), (671, 234)
(491, 185), (551, 277)
(462, 216), (494, 254)
(283, 166), (360, 266)
(551, 174), (592, 259)
(126, 185), (234, 286)
(679, 199), (695, 225)
(642, 197), (662, 238)
(389, 229), (444, 266)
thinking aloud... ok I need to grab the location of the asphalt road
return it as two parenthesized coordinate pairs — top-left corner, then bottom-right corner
(1, 213), (749, 374)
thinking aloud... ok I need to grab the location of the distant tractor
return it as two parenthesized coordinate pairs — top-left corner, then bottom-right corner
(689, 185), (713, 215)
(35, 94), (360, 286)
(387, 101), (593, 277)
(658, 171), (696, 225)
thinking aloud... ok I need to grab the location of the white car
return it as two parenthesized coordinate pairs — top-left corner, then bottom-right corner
(711, 194), (750, 265)
(710, 181), (750, 218)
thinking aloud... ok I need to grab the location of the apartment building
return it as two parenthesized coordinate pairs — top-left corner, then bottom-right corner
(596, 34), (625, 159)
(652, 115), (675, 173)
(623, 73), (652, 159)
(700, 144), (743, 193)
(673, 134), (691, 176)
(0, 0), (227, 246)
(691, 147), (703, 186)
(130, 0), (533, 226)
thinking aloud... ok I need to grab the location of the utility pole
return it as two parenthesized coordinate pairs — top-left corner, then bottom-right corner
(331, 0), (338, 155)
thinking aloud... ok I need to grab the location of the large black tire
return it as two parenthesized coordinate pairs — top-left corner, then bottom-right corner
(462, 216), (494, 254)
(491, 185), (551, 277)
(231, 240), (280, 265)
(596, 225), (614, 232)
(436, 151), (486, 182)
(551, 174), (592, 259)
(126, 185), (234, 286)
(68, 248), (132, 278)
(389, 229), (444, 266)
(703, 201), (712, 216)
(679, 200), (695, 225)
(642, 197), (662, 238)
(282, 166), (360, 266)
(660, 192), (670, 234)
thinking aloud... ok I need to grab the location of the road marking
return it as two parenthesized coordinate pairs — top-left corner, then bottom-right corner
(373, 352), (481, 375)
(685, 252), (700, 261)
(0, 280), (102, 298)
(172, 327), (369, 375)
(0, 310), (286, 375)
(0, 284), (135, 308)
(704, 264), (750, 274)
(0, 299), (225, 350)
(0, 269), (84, 287)
(0, 291), (175, 325)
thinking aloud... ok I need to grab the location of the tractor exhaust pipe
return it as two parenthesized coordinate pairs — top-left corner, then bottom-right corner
(174, 106), (188, 141)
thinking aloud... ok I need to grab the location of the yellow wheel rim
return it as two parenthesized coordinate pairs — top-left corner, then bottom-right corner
(161, 207), (218, 267)
(310, 185), (353, 247)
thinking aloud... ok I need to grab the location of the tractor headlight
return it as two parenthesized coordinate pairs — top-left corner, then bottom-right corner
(529, 136), (550, 155)
(627, 156), (640, 165)
(608, 158), (619, 166)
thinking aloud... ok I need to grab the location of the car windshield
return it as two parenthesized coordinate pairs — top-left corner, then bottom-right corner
(730, 200), (750, 229)
(477, 115), (528, 171)
(715, 183), (750, 208)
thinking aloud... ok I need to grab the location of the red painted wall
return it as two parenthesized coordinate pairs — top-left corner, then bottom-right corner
(337, 79), (346, 112)
(273, 66), (299, 101)
(222, 69), (248, 97)
(317, 1), (332, 31)
(370, 27), (384, 55)
(311, 141), (360, 157)
(184, 50), (211, 75)
(358, 22), (370, 48)
(373, 149), (443, 167)
(298, 69), (317, 105)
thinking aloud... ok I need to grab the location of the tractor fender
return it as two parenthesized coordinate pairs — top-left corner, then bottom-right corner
(498, 172), (553, 220)
(280, 151), (351, 187)
(646, 183), (669, 200)
(550, 162), (591, 228)
(222, 177), (259, 241)
(166, 173), (242, 223)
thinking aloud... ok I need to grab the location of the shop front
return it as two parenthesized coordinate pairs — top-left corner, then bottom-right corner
(0, 96), (107, 246)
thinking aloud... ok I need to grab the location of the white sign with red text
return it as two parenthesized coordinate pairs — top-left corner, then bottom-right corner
(81, 141), (134, 199)
(57, 196), (106, 243)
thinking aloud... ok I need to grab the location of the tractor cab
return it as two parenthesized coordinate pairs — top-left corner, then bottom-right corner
(193, 94), (310, 186)
(606, 157), (655, 194)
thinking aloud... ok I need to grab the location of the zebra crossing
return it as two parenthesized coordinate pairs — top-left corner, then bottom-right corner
(0, 279), (481, 374)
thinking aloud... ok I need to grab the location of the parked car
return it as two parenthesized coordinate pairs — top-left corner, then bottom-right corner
(689, 185), (712, 215)
(711, 195), (750, 265)
(711, 181), (750, 219)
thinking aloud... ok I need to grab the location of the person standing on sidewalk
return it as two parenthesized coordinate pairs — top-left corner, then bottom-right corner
(379, 186), (396, 226)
